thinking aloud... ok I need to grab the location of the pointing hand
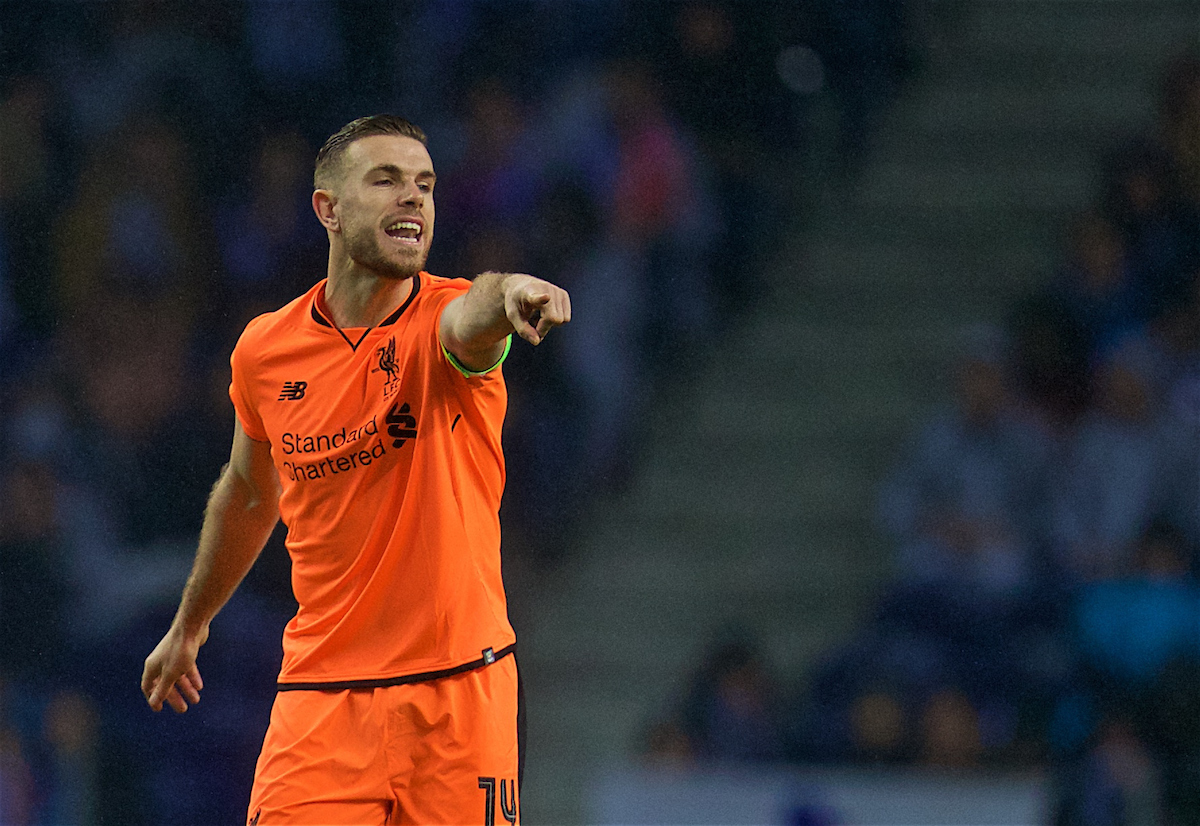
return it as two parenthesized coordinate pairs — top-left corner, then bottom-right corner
(502, 275), (572, 345)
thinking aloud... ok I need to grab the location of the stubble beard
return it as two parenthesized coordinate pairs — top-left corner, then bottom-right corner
(344, 222), (428, 281)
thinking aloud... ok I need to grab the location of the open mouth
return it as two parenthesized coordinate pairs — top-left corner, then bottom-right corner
(385, 220), (423, 246)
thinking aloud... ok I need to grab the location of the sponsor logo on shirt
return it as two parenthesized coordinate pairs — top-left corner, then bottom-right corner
(278, 381), (307, 401)
(279, 401), (419, 483)
(387, 401), (418, 447)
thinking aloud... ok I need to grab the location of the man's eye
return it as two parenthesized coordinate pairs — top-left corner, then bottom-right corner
(418, 183), (432, 192)
(374, 179), (392, 186)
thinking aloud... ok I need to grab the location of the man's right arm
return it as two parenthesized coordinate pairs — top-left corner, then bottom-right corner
(141, 419), (281, 713)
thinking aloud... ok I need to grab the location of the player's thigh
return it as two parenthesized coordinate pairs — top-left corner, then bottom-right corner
(249, 688), (392, 825)
(392, 657), (521, 826)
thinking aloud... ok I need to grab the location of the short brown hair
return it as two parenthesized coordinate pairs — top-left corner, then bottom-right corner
(314, 114), (427, 189)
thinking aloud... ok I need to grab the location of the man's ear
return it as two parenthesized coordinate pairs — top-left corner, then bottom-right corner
(312, 189), (339, 232)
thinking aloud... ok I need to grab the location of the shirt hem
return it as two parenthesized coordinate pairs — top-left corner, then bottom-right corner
(275, 643), (515, 692)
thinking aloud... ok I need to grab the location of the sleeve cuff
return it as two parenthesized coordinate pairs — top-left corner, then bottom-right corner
(442, 334), (512, 378)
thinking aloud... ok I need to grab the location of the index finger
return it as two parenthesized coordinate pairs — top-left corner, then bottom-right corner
(505, 301), (543, 345)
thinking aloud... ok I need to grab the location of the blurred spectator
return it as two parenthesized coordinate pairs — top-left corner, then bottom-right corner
(1049, 339), (1185, 580)
(0, 723), (36, 826)
(605, 59), (715, 356)
(215, 129), (326, 317)
(1008, 292), (1093, 432)
(534, 178), (641, 488)
(919, 688), (984, 768)
(1148, 283), (1200, 548)
(55, 0), (244, 181)
(1046, 212), (1147, 362)
(875, 512), (1048, 748)
(835, 322), (1081, 768)
(538, 67), (620, 209)
(892, 510), (1032, 607)
(794, 629), (932, 763)
(61, 295), (191, 539)
(0, 458), (73, 680)
(0, 386), (189, 643)
(0, 75), (60, 336)
(435, 76), (543, 276)
(847, 689), (908, 763)
(1159, 53), (1200, 207)
(53, 117), (216, 322)
(878, 329), (1053, 549)
(811, 0), (911, 169)
(1101, 140), (1200, 318)
(41, 690), (99, 826)
(497, 54), (724, 554)
(1142, 657), (1200, 823)
(1149, 270), (1200, 390)
(1052, 520), (1198, 824)
(243, 0), (342, 120)
(674, 634), (786, 763)
(1071, 519), (1196, 704)
(642, 719), (695, 766)
(1056, 716), (1163, 826)
(655, 2), (798, 159)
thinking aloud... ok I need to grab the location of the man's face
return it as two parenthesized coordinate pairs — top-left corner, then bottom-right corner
(330, 134), (436, 280)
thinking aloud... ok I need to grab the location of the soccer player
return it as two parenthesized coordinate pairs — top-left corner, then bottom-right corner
(140, 114), (570, 825)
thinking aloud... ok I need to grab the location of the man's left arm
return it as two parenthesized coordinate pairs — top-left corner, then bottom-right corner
(439, 271), (572, 372)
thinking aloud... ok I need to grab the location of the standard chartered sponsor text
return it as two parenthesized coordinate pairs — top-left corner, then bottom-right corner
(280, 415), (394, 482)
(281, 417), (379, 454)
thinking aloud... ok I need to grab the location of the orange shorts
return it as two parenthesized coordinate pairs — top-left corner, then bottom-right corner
(246, 654), (521, 825)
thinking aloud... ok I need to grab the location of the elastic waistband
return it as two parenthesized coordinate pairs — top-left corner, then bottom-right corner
(276, 644), (515, 692)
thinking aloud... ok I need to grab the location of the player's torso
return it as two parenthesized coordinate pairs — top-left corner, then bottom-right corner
(261, 324), (429, 498)
(240, 277), (491, 529)
(233, 277), (514, 681)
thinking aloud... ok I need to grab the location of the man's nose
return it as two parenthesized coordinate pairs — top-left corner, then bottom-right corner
(399, 183), (423, 207)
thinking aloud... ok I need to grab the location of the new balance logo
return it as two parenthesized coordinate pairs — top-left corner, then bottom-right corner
(278, 381), (307, 401)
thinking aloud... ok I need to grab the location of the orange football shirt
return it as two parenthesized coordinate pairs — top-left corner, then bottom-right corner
(228, 272), (516, 686)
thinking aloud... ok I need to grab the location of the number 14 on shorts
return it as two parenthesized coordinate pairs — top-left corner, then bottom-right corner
(478, 776), (518, 826)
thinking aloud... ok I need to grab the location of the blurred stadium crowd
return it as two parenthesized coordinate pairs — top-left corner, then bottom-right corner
(649, 51), (1200, 826)
(0, 1), (911, 823)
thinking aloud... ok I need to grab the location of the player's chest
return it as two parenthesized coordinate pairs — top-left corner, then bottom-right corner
(257, 331), (429, 451)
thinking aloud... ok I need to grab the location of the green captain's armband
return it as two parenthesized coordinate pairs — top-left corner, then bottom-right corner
(442, 334), (512, 378)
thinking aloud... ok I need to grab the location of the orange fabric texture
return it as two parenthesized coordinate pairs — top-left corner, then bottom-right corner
(229, 273), (515, 685)
(247, 654), (520, 825)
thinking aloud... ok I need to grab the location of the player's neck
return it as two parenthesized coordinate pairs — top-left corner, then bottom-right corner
(323, 266), (415, 329)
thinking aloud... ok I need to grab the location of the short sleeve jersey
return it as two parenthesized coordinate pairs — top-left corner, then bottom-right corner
(228, 273), (515, 686)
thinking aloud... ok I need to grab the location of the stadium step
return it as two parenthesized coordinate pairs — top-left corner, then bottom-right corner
(961, 1), (1198, 55)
